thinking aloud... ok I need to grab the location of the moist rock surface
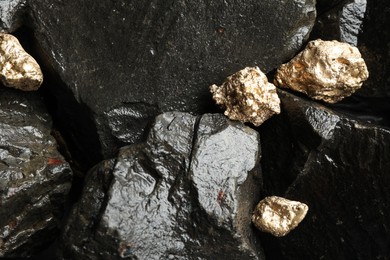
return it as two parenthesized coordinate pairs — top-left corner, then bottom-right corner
(259, 90), (390, 259)
(61, 112), (263, 260)
(0, 88), (72, 257)
(27, 0), (316, 160)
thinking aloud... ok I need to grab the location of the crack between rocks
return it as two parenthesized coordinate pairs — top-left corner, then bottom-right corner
(185, 115), (202, 176)
(167, 114), (202, 206)
(317, 0), (350, 16)
(89, 159), (117, 236)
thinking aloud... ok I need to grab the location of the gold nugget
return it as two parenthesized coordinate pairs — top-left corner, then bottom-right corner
(252, 196), (308, 237)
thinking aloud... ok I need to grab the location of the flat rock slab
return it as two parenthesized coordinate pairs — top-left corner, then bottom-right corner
(61, 112), (263, 259)
(27, 0), (316, 159)
(259, 90), (390, 259)
(0, 88), (72, 257)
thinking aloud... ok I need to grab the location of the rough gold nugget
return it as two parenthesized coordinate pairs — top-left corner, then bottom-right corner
(252, 196), (308, 237)
(0, 33), (43, 91)
(275, 39), (368, 103)
(210, 67), (280, 126)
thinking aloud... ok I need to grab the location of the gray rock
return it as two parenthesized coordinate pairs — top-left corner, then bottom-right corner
(311, 0), (365, 44)
(0, 0), (26, 32)
(26, 0), (316, 159)
(259, 90), (390, 259)
(60, 112), (263, 259)
(0, 88), (72, 257)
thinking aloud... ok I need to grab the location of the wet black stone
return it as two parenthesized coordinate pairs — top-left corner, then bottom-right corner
(0, 88), (73, 257)
(26, 0), (316, 159)
(60, 112), (263, 259)
(259, 90), (390, 259)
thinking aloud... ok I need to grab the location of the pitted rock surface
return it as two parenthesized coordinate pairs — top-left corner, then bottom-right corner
(0, 88), (72, 257)
(61, 112), (264, 259)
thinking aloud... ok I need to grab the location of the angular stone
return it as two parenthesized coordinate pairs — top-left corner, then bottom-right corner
(252, 196), (308, 237)
(258, 90), (390, 259)
(275, 39), (369, 103)
(60, 112), (264, 259)
(210, 67), (280, 126)
(27, 0), (316, 159)
(0, 0), (26, 32)
(0, 33), (43, 91)
(311, 0), (367, 46)
(0, 88), (72, 257)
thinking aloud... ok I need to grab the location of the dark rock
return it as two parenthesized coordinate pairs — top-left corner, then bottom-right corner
(0, 0), (26, 32)
(311, 0), (366, 45)
(61, 112), (263, 259)
(26, 0), (316, 159)
(0, 88), (72, 257)
(259, 90), (390, 259)
(310, 0), (390, 99)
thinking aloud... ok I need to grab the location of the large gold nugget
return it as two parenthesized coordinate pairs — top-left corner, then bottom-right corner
(275, 39), (368, 103)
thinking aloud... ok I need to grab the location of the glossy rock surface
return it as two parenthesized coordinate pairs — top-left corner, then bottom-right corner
(0, 88), (72, 257)
(259, 90), (390, 259)
(27, 0), (316, 159)
(61, 112), (263, 259)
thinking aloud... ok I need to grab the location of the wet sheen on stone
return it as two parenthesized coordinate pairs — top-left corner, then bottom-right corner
(259, 90), (390, 259)
(0, 88), (72, 257)
(27, 0), (316, 158)
(60, 112), (264, 259)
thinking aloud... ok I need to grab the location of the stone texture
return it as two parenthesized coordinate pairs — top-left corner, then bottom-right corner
(258, 90), (390, 259)
(27, 0), (316, 160)
(310, 0), (390, 99)
(0, 33), (43, 91)
(252, 196), (308, 237)
(60, 112), (264, 259)
(311, 0), (366, 46)
(275, 39), (369, 103)
(0, 0), (26, 32)
(210, 67), (280, 126)
(0, 88), (72, 257)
